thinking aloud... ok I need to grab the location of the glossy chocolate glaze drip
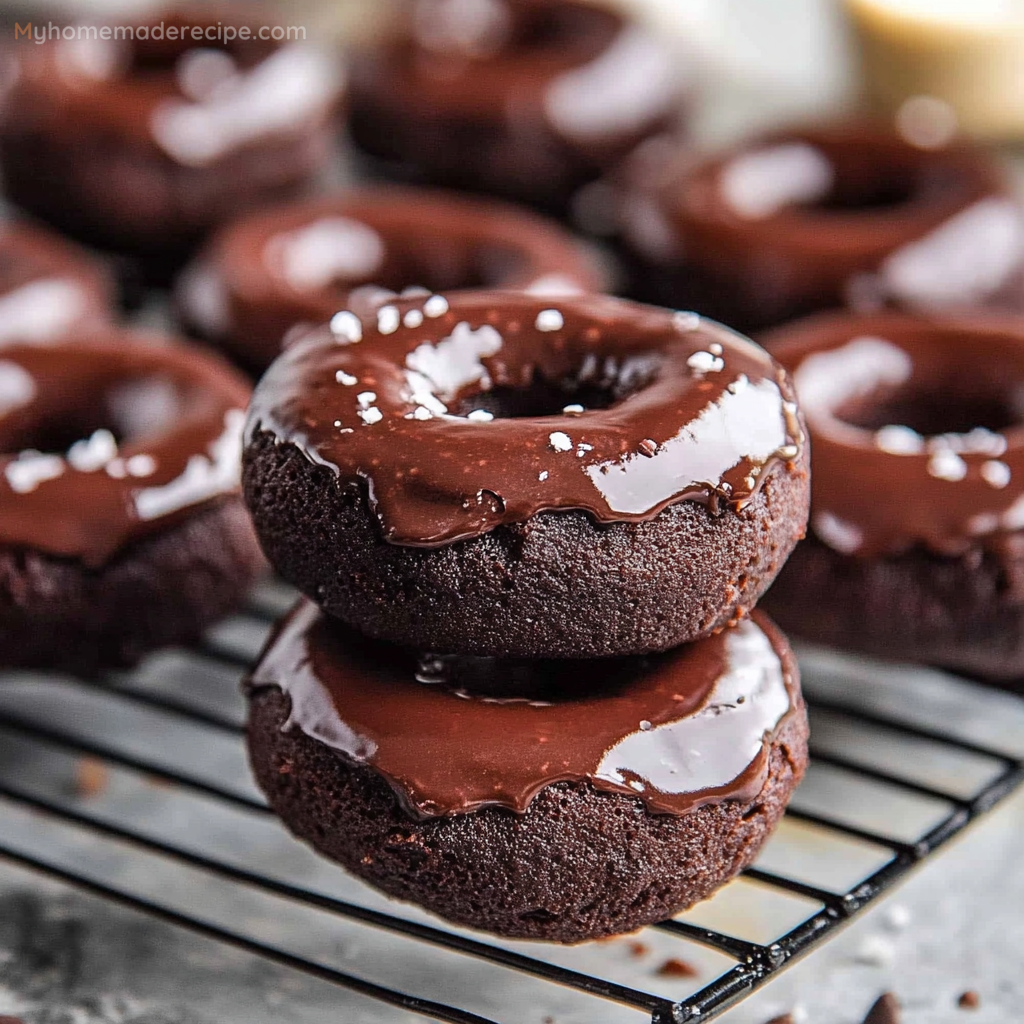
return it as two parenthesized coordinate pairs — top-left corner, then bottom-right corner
(247, 291), (804, 547)
(247, 601), (799, 819)
(767, 311), (1024, 557)
(0, 336), (251, 565)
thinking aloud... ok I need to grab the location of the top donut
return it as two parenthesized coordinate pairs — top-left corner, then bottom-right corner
(243, 291), (810, 657)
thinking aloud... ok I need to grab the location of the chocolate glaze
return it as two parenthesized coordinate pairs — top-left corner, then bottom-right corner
(621, 122), (1024, 329)
(0, 335), (251, 565)
(246, 291), (804, 547)
(765, 310), (1024, 557)
(246, 600), (800, 819)
(178, 187), (606, 371)
(0, 222), (113, 345)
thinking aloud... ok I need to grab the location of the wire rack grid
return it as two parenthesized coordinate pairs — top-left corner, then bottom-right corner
(0, 579), (1022, 1024)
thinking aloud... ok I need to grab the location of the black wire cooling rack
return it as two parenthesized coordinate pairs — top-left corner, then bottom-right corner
(1, 578), (1022, 1024)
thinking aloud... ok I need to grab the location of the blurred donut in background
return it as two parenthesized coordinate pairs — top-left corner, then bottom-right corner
(0, 332), (263, 673)
(0, 220), (115, 345)
(176, 185), (607, 373)
(0, 3), (345, 282)
(346, 0), (690, 215)
(617, 120), (1024, 332)
(764, 309), (1024, 684)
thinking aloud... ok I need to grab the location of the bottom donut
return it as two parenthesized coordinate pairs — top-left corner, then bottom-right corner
(246, 602), (808, 943)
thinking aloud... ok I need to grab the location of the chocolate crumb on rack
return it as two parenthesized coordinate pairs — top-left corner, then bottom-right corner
(657, 957), (699, 978)
(958, 990), (981, 1010)
(863, 992), (901, 1024)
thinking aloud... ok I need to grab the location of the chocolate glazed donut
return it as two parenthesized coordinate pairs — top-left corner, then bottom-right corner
(246, 601), (809, 942)
(0, 335), (264, 672)
(619, 122), (1024, 332)
(348, 0), (686, 213)
(243, 291), (809, 658)
(176, 187), (606, 374)
(0, 222), (114, 346)
(763, 311), (1024, 683)
(0, 4), (343, 279)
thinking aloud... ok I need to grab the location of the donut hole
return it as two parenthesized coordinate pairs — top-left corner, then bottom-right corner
(1, 375), (202, 457)
(812, 172), (916, 213)
(5, 412), (124, 457)
(501, 2), (617, 56)
(451, 354), (662, 419)
(837, 379), (1024, 437)
(416, 649), (667, 702)
(799, 137), (960, 216)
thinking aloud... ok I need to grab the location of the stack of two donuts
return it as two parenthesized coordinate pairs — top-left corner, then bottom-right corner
(242, 289), (812, 941)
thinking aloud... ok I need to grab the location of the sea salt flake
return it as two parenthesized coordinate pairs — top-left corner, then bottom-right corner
(5, 452), (64, 493)
(673, 310), (701, 332)
(535, 309), (564, 332)
(928, 449), (967, 482)
(377, 305), (400, 335)
(126, 454), (157, 478)
(67, 428), (118, 472)
(875, 424), (924, 454)
(423, 295), (449, 318)
(687, 351), (725, 373)
(329, 311), (362, 343)
(981, 460), (1011, 489)
(549, 431), (573, 452)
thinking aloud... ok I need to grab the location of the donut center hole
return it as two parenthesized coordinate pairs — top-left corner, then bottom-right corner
(804, 151), (921, 213)
(813, 173), (916, 213)
(11, 415), (124, 457)
(2, 377), (192, 458)
(504, 3), (612, 53)
(415, 649), (665, 702)
(451, 355), (661, 419)
(838, 384), (1022, 436)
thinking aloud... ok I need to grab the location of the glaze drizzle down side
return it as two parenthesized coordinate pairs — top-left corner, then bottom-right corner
(247, 600), (799, 820)
(246, 292), (804, 547)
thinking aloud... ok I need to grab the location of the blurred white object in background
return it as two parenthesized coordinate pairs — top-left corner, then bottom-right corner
(848, 0), (1024, 141)
(618, 0), (857, 147)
